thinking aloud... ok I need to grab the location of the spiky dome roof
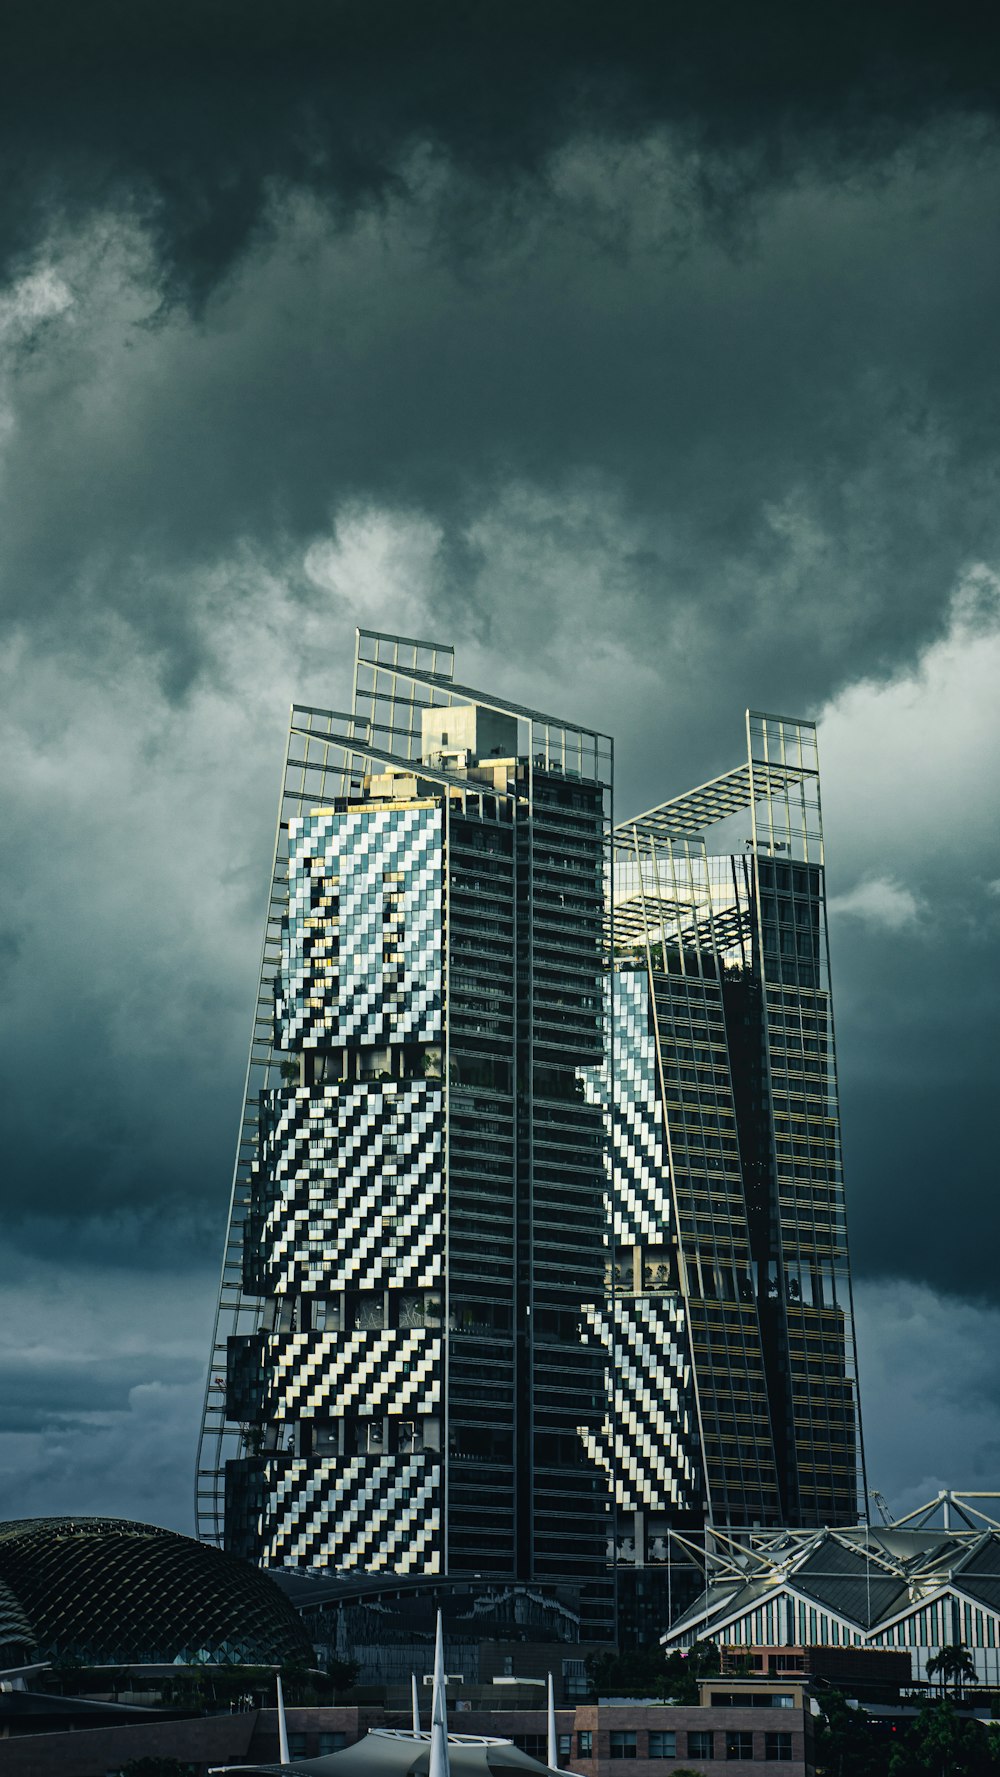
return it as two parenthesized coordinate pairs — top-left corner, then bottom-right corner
(0, 1517), (312, 1667)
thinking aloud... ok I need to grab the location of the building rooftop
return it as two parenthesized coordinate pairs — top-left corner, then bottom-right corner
(664, 1494), (1000, 1647)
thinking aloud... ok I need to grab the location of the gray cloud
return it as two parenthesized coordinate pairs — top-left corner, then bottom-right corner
(4, 1), (1000, 303)
(856, 1280), (1000, 1513)
(0, 13), (997, 1526)
(0, 1253), (213, 1529)
(818, 583), (1000, 1296)
(7, 129), (1000, 725)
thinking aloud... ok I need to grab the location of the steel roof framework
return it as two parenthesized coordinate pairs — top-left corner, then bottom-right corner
(662, 1499), (1000, 1650)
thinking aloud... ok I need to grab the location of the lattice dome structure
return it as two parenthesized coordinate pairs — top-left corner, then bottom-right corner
(0, 1516), (312, 1666)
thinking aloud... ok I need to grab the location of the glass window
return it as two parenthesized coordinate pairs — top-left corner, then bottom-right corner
(558, 1734), (573, 1761)
(648, 1731), (677, 1758)
(726, 1732), (754, 1760)
(577, 1731), (593, 1757)
(765, 1734), (793, 1761)
(688, 1732), (714, 1760)
(610, 1732), (637, 1758)
(319, 1733), (348, 1754)
(563, 1658), (589, 1702)
(515, 1737), (548, 1761)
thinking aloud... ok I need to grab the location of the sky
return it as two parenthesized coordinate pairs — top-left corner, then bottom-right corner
(0, 1), (998, 1537)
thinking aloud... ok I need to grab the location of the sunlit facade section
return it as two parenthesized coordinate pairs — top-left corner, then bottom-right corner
(593, 712), (864, 1554)
(197, 630), (613, 1613)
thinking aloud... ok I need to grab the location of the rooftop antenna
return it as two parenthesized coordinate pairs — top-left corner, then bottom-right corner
(275, 1671), (290, 1767)
(547, 1672), (558, 1770)
(428, 1609), (449, 1777)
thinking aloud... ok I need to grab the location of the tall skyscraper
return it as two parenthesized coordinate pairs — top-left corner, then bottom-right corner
(196, 630), (613, 1601)
(583, 712), (865, 1571)
(197, 640), (865, 1628)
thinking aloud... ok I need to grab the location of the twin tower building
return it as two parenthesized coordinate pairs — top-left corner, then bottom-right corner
(196, 629), (865, 1621)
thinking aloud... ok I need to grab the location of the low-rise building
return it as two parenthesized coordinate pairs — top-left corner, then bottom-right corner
(566, 1688), (813, 1777)
(431, 1689), (814, 1777)
(0, 1689), (817, 1777)
(663, 1497), (1000, 1690)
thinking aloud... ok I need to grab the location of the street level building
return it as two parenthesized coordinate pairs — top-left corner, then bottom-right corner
(197, 631), (612, 1619)
(567, 1689), (815, 1777)
(0, 1697), (815, 1777)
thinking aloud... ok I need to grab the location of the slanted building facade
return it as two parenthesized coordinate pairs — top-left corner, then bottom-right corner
(196, 631), (612, 1612)
(583, 713), (865, 1564)
(197, 636), (866, 1634)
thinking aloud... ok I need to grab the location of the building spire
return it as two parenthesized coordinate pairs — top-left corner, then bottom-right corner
(428, 1609), (449, 1777)
(275, 1670), (290, 1767)
(547, 1671), (558, 1770)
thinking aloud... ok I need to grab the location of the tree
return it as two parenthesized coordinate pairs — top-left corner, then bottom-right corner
(585, 1642), (670, 1699)
(584, 1638), (719, 1704)
(927, 1646), (978, 1700)
(326, 1655), (361, 1694)
(662, 1640), (721, 1703)
(814, 1687), (883, 1777)
(157, 1671), (207, 1712)
(888, 1699), (1000, 1777)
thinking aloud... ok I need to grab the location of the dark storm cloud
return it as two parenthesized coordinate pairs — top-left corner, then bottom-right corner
(4, 0), (1000, 302)
(0, 1), (998, 1525)
(856, 1283), (1000, 1509)
(6, 129), (1000, 732)
(1, 125), (995, 1292)
(0, 1350), (198, 1433)
(0, 1251), (213, 1527)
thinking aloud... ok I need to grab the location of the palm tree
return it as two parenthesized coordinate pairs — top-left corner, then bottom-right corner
(926, 1644), (977, 1699)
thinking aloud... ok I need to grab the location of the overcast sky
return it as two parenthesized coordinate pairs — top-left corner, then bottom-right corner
(1, 2), (998, 1536)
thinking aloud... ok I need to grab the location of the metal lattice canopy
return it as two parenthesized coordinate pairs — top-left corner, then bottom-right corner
(620, 760), (811, 846)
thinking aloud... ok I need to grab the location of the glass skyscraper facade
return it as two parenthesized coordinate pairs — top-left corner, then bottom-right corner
(197, 630), (613, 1601)
(197, 643), (863, 1612)
(584, 712), (865, 1569)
